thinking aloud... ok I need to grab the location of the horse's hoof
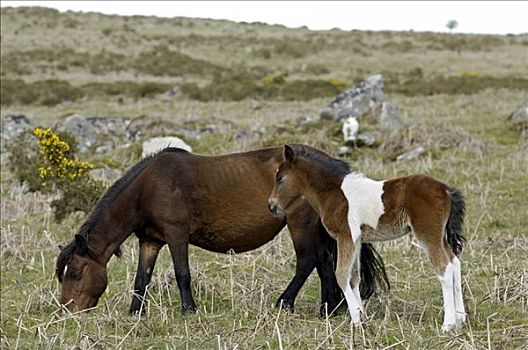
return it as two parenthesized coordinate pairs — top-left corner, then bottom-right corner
(181, 304), (198, 315)
(319, 303), (339, 318)
(275, 299), (294, 313)
(128, 304), (146, 316)
(129, 309), (142, 316)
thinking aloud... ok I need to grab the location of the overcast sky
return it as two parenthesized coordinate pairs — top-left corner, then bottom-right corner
(2, 1), (527, 35)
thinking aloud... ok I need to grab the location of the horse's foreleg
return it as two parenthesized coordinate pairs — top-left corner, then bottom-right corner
(276, 221), (318, 312)
(315, 229), (341, 317)
(165, 224), (197, 314)
(129, 239), (162, 315)
(335, 231), (361, 324)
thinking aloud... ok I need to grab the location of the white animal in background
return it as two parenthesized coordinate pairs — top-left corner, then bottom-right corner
(142, 136), (192, 158)
(342, 116), (359, 143)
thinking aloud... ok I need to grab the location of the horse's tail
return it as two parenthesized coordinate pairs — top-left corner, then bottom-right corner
(445, 186), (466, 256)
(359, 243), (390, 300)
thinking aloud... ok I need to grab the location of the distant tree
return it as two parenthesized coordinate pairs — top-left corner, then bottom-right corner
(446, 20), (459, 32)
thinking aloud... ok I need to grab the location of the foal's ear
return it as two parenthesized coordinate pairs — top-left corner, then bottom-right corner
(284, 144), (296, 163)
(75, 234), (89, 254)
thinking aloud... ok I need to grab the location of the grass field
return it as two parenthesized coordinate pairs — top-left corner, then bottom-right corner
(1, 6), (527, 349)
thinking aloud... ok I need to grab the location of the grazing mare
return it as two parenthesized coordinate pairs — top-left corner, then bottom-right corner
(268, 144), (466, 331)
(56, 147), (388, 316)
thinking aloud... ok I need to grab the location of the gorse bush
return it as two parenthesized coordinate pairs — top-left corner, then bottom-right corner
(9, 128), (104, 221)
(33, 128), (93, 181)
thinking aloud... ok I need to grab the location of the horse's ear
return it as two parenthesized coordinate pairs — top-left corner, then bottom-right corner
(58, 245), (64, 251)
(284, 145), (296, 163)
(75, 234), (89, 254)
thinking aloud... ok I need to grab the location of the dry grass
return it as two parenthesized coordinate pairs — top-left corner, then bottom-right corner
(1, 7), (528, 350)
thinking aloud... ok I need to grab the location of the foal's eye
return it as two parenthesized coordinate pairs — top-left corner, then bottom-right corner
(71, 270), (82, 280)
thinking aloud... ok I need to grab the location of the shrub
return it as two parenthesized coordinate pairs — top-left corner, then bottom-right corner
(9, 128), (104, 221)
(0, 79), (83, 106)
(132, 46), (225, 77)
(6, 131), (44, 192)
(182, 72), (345, 102)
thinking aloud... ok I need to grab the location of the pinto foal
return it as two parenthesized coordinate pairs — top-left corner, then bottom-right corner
(268, 145), (466, 331)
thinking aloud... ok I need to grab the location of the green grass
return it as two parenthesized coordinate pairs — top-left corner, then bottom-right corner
(1, 6), (528, 350)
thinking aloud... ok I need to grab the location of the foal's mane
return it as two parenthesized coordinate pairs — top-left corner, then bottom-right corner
(56, 147), (187, 279)
(297, 145), (351, 177)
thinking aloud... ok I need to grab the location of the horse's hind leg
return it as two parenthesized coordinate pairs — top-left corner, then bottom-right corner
(164, 223), (197, 314)
(129, 237), (163, 315)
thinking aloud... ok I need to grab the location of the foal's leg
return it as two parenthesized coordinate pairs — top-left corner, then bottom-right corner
(350, 250), (363, 314)
(335, 231), (362, 324)
(164, 223), (197, 314)
(416, 229), (458, 331)
(129, 238), (163, 315)
(448, 242), (466, 325)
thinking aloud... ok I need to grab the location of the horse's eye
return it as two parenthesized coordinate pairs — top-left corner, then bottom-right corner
(71, 270), (82, 280)
(277, 175), (283, 183)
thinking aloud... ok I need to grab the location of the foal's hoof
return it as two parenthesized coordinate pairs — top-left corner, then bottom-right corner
(275, 299), (294, 313)
(441, 323), (459, 332)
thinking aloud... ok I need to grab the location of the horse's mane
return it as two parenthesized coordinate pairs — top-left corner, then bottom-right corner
(297, 145), (351, 177)
(56, 147), (187, 280)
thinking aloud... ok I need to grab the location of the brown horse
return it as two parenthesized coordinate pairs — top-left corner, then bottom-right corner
(56, 147), (389, 316)
(268, 144), (466, 331)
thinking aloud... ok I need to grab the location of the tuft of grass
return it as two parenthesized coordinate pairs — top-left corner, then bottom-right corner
(131, 45), (226, 77)
(1, 7), (528, 349)
(385, 74), (528, 96)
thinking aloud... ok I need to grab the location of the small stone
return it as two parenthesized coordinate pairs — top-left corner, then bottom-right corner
(337, 146), (353, 156)
(507, 103), (528, 138)
(1, 114), (33, 146)
(235, 131), (251, 140)
(297, 115), (314, 126)
(357, 133), (376, 147)
(396, 146), (425, 161)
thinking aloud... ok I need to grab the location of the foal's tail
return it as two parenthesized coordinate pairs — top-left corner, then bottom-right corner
(446, 186), (466, 256)
(359, 243), (390, 300)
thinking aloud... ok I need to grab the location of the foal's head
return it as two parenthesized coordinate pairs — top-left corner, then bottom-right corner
(268, 144), (351, 217)
(268, 145), (304, 218)
(56, 235), (108, 311)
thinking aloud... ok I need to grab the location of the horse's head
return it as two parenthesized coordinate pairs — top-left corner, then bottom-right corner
(56, 234), (108, 311)
(268, 145), (302, 218)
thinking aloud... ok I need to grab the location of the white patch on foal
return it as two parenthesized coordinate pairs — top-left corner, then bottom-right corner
(340, 173), (385, 243)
